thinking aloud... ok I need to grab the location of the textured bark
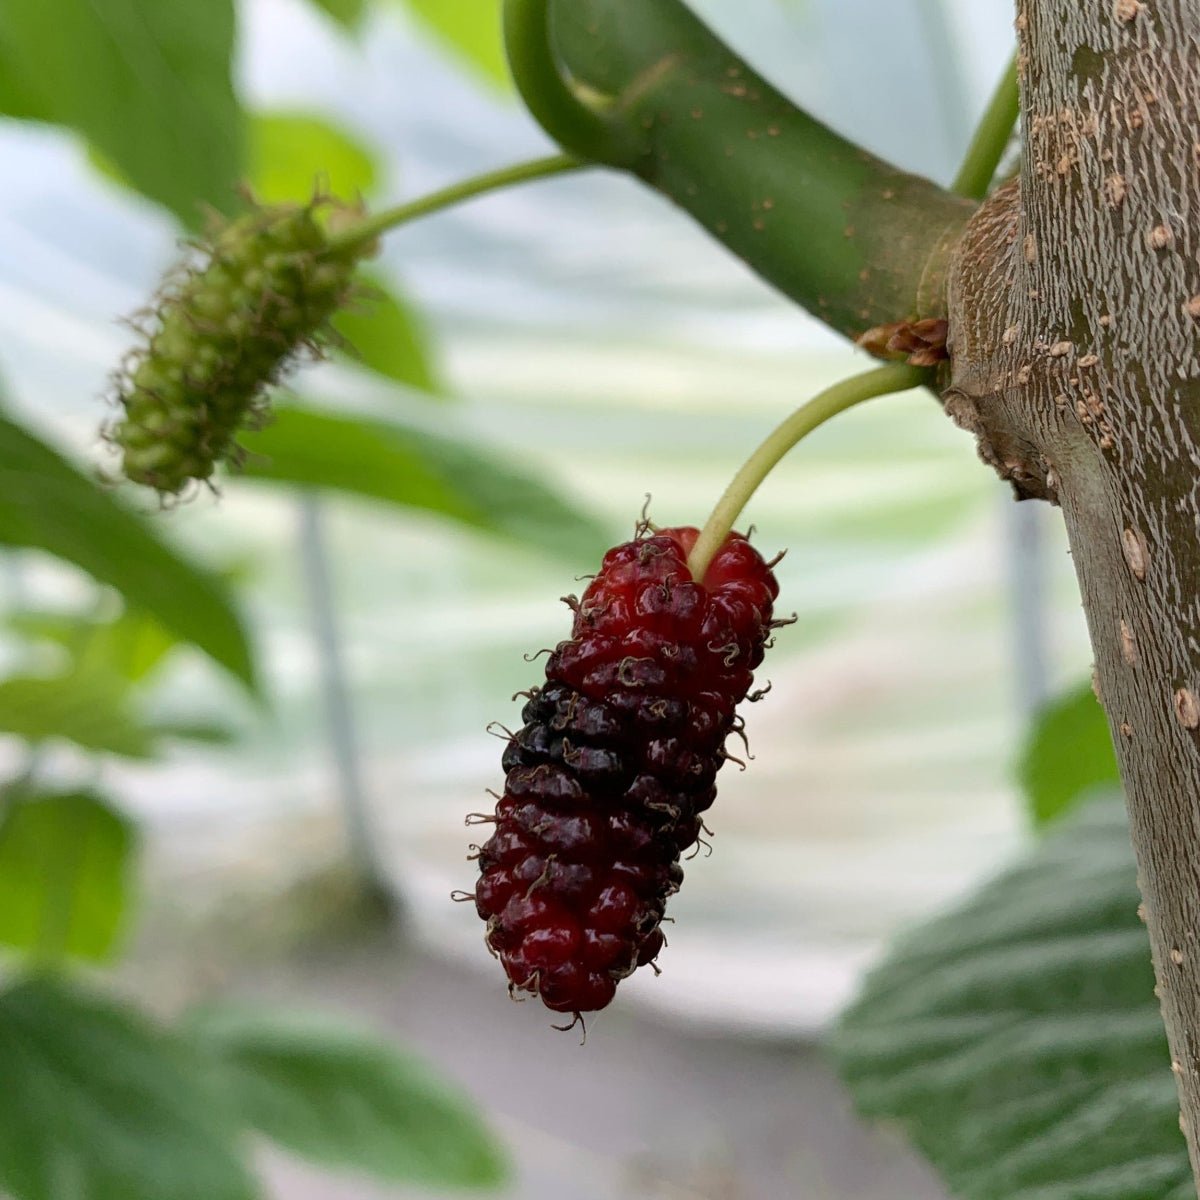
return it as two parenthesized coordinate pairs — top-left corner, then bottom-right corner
(947, 0), (1200, 1174)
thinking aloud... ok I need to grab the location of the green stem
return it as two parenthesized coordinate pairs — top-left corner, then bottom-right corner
(544, 0), (973, 340)
(686, 365), (928, 581)
(686, 47), (1021, 580)
(503, 0), (634, 164)
(951, 53), (1019, 200)
(324, 154), (588, 255)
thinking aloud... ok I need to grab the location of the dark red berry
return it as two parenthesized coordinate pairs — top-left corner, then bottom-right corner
(637, 928), (666, 966)
(471, 526), (780, 1017)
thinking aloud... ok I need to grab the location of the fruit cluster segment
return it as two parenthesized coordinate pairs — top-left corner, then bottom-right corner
(111, 203), (358, 496)
(473, 526), (778, 1015)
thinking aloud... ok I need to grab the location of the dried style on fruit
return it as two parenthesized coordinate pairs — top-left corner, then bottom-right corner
(109, 200), (361, 497)
(469, 525), (783, 1020)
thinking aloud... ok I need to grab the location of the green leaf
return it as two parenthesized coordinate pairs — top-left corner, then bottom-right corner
(832, 796), (1191, 1200)
(188, 1006), (507, 1189)
(6, 608), (242, 747)
(11, 606), (178, 685)
(249, 111), (376, 205)
(0, 977), (259, 1200)
(235, 403), (609, 563)
(0, 789), (133, 962)
(0, 0), (243, 226)
(333, 272), (442, 394)
(80, 610), (177, 684)
(307, 0), (368, 30)
(1019, 680), (1121, 827)
(0, 671), (157, 758)
(0, 39), (49, 120)
(152, 718), (236, 745)
(0, 414), (255, 689)
(396, 0), (509, 87)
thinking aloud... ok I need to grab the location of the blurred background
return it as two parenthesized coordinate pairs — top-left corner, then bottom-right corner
(0, 0), (1101, 1196)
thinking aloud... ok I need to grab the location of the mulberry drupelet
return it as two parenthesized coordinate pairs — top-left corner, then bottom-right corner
(470, 525), (782, 1019)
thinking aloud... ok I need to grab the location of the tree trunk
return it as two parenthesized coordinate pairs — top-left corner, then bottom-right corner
(946, 0), (1200, 1171)
(525, 0), (1200, 1168)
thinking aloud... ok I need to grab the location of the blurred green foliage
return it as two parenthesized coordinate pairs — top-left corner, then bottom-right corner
(0, 672), (158, 758)
(191, 1006), (509, 1188)
(1019, 680), (1121, 827)
(0, 0), (243, 225)
(11, 606), (179, 686)
(0, 0), (566, 1193)
(332, 272), (443, 393)
(0, 977), (261, 1200)
(311, 0), (369, 30)
(0, 968), (509, 1199)
(239, 403), (610, 562)
(834, 797), (1191, 1200)
(0, 413), (255, 688)
(397, 0), (510, 86)
(834, 684), (1144, 1193)
(0, 790), (133, 962)
(251, 111), (377, 203)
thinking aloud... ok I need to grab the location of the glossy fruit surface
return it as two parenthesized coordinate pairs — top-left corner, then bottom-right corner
(472, 526), (780, 1016)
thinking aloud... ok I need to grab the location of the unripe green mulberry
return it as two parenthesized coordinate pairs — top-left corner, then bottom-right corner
(110, 201), (362, 497)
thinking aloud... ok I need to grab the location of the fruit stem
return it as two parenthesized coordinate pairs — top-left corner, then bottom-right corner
(686, 365), (928, 582)
(951, 53), (1019, 200)
(687, 52), (1019, 584)
(324, 154), (588, 254)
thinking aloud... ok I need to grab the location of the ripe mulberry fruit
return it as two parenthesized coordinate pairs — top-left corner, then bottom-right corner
(109, 200), (362, 497)
(470, 525), (782, 1019)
